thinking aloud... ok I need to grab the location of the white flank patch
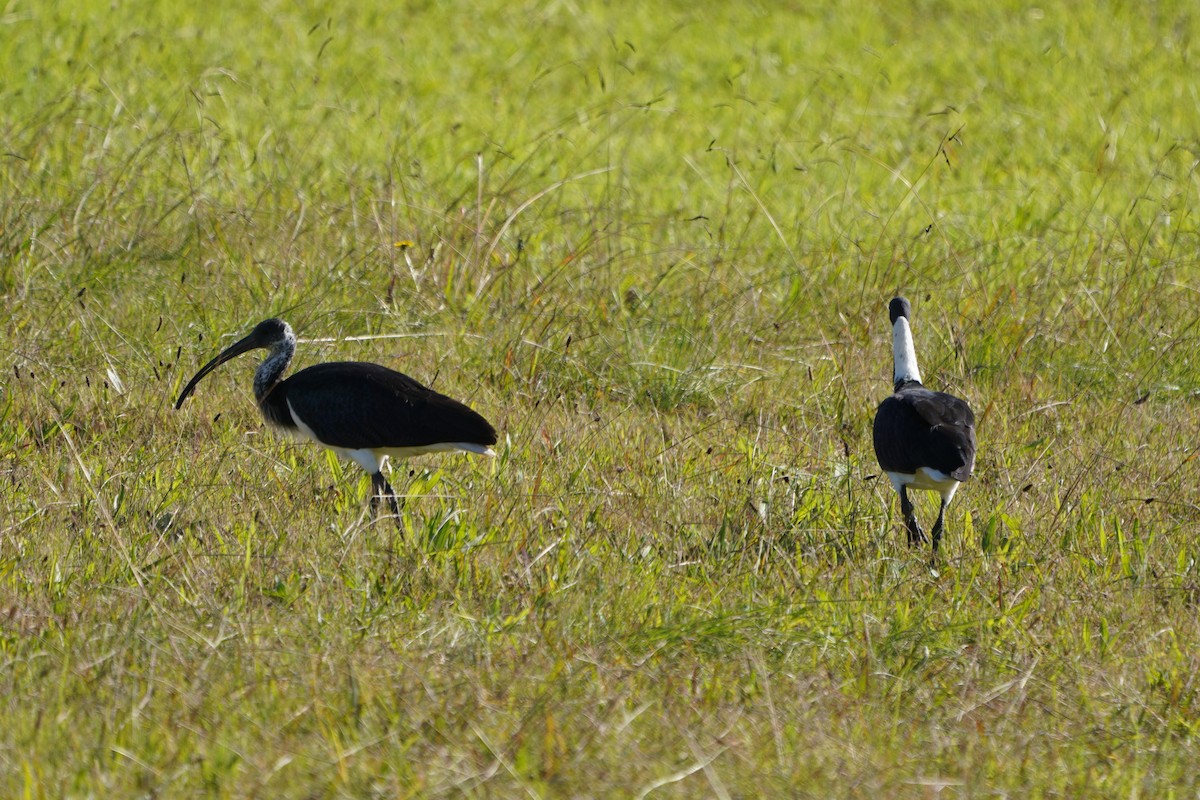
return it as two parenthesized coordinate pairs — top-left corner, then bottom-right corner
(343, 448), (383, 475)
(377, 441), (495, 460)
(886, 468), (960, 504)
(285, 400), (323, 444)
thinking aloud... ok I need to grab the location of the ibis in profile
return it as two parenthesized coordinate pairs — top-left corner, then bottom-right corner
(175, 319), (497, 521)
(872, 297), (976, 553)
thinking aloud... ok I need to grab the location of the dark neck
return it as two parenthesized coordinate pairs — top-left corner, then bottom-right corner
(253, 343), (294, 403)
(894, 377), (923, 393)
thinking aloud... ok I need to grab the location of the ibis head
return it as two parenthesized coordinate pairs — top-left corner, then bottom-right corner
(175, 318), (296, 409)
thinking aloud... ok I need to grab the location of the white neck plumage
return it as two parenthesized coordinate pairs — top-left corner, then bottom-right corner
(892, 317), (922, 387)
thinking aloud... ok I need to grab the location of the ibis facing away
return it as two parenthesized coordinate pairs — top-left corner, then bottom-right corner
(872, 297), (976, 553)
(175, 319), (497, 520)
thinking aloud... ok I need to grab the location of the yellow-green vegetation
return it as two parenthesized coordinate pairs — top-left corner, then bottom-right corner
(5, 0), (1200, 795)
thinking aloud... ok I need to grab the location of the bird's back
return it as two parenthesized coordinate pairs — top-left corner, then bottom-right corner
(263, 361), (497, 451)
(873, 383), (975, 481)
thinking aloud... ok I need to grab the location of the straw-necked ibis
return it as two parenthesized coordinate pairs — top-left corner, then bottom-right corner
(872, 297), (976, 553)
(175, 318), (497, 520)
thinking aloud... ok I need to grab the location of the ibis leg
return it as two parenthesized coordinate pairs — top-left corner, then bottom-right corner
(371, 471), (403, 522)
(900, 486), (926, 546)
(931, 500), (948, 553)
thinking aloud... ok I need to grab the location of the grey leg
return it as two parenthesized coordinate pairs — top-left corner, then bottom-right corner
(900, 486), (926, 546)
(371, 471), (402, 522)
(931, 500), (947, 553)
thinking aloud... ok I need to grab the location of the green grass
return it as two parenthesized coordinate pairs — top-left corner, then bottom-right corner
(5, 0), (1200, 795)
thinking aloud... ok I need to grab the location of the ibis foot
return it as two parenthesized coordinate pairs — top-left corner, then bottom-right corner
(905, 518), (928, 548)
(370, 471), (403, 526)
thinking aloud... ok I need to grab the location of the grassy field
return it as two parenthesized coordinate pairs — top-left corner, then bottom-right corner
(4, 0), (1200, 795)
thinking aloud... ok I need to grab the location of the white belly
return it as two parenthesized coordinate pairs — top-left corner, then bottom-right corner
(886, 467), (961, 503)
(334, 443), (493, 475)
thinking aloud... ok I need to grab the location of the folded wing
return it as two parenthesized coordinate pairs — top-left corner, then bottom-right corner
(276, 361), (497, 450)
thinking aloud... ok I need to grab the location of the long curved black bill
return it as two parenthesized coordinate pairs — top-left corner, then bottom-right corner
(174, 333), (263, 409)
